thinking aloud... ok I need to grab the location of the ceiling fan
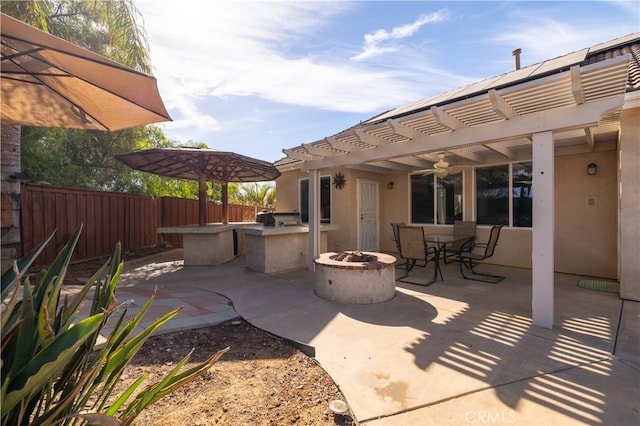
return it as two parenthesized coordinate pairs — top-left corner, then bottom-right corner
(420, 153), (467, 178)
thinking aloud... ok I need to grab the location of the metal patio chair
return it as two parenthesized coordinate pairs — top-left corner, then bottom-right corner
(458, 224), (505, 283)
(397, 225), (440, 286)
(391, 222), (407, 268)
(443, 220), (477, 264)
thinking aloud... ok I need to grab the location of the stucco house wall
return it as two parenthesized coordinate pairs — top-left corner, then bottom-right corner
(619, 105), (640, 300)
(555, 150), (618, 278)
(275, 167), (363, 253)
(273, 168), (305, 214)
(379, 172), (409, 251)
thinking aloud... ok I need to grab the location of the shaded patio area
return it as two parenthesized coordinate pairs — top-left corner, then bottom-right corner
(74, 251), (639, 425)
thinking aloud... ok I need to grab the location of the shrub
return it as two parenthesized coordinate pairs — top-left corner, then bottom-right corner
(1, 225), (228, 425)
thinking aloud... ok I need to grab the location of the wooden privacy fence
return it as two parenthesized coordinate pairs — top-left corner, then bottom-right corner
(159, 197), (258, 247)
(21, 183), (256, 267)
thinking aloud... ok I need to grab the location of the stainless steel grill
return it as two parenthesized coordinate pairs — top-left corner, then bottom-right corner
(255, 211), (301, 227)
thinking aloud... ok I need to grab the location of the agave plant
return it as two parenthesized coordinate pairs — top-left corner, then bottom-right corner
(1, 224), (228, 425)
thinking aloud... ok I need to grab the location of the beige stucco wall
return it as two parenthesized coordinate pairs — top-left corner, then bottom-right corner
(243, 230), (328, 273)
(619, 106), (640, 300)
(275, 168), (362, 253)
(276, 168), (406, 253)
(380, 173), (410, 252)
(181, 231), (235, 265)
(276, 147), (620, 278)
(328, 168), (356, 251)
(555, 150), (618, 278)
(274, 168), (305, 213)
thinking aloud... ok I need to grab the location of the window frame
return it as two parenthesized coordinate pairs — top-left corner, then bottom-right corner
(299, 175), (332, 224)
(409, 172), (465, 226)
(473, 161), (533, 228)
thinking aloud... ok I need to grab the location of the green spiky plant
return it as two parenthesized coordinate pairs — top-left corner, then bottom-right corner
(1, 225), (228, 425)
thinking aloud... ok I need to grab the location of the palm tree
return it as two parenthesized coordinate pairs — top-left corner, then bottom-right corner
(0, 0), (152, 272)
(2, 1), (152, 71)
(229, 183), (277, 218)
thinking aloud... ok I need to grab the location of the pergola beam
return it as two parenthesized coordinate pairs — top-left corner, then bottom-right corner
(447, 147), (484, 163)
(326, 136), (363, 153)
(585, 127), (595, 151)
(431, 105), (464, 130)
(389, 118), (419, 139)
(282, 148), (313, 161)
(389, 155), (432, 168)
(348, 163), (397, 174)
(571, 65), (585, 105)
(488, 89), (518, 119)
(302, 143), (333, 157)
(355, 127), (385, 146)
(367, 160), (417, 172)
(484, 142), (516, 159)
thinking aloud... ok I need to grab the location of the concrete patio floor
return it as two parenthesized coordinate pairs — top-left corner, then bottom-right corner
(76, 249), (639, 425)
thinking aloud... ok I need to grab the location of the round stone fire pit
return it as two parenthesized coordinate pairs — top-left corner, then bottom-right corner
(314, 251), (396, 304)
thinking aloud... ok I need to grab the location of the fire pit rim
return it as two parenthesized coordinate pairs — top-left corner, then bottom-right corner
(314, 251), (397, 304)
(314, 251), (396, 271)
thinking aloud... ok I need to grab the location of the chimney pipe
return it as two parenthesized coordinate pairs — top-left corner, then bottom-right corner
(512, 48), (522, 70)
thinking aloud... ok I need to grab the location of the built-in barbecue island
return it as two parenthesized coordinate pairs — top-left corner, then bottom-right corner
(158, 212), (338, 273)
(236, 212), (338, 273)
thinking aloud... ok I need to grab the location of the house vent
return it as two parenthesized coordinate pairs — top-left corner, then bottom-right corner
(512, 48), (522, 70)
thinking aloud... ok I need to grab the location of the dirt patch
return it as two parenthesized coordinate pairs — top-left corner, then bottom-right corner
(117, 321), (353, 425)
(64, 249), (354, 425)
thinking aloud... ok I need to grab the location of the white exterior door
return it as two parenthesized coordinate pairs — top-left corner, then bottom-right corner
(358, 179), (379, 251)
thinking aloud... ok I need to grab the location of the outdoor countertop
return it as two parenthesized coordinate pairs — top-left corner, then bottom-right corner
(157, 222), (259, 234)
(236, 224), (339, 236)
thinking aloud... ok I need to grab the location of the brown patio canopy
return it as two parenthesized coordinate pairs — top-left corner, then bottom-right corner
(116, 147), (281, 225)
(1, 13), (171, 131)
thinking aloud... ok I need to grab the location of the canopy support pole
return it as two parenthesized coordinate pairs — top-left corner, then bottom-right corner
(198, 171), (207, 226)
(532, 131), (554, 329)
(222, 183), (229, 224)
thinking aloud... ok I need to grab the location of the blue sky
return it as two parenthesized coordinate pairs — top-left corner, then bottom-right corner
(134, 1), (639, 163)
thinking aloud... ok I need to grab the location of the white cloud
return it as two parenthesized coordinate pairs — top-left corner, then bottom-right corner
(490, 7), (635, 66)
(350, 11), (449, 61)
(493, 19), (590, 64)
(136, 1), (356, 135)
(135, 0), (460, 141)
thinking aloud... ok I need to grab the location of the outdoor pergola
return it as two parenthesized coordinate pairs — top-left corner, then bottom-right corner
(116, 147), (281, 225)
(280, 43), (634, 329)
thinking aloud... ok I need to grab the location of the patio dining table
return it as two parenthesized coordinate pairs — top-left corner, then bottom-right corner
(423, 233), (475, 280)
